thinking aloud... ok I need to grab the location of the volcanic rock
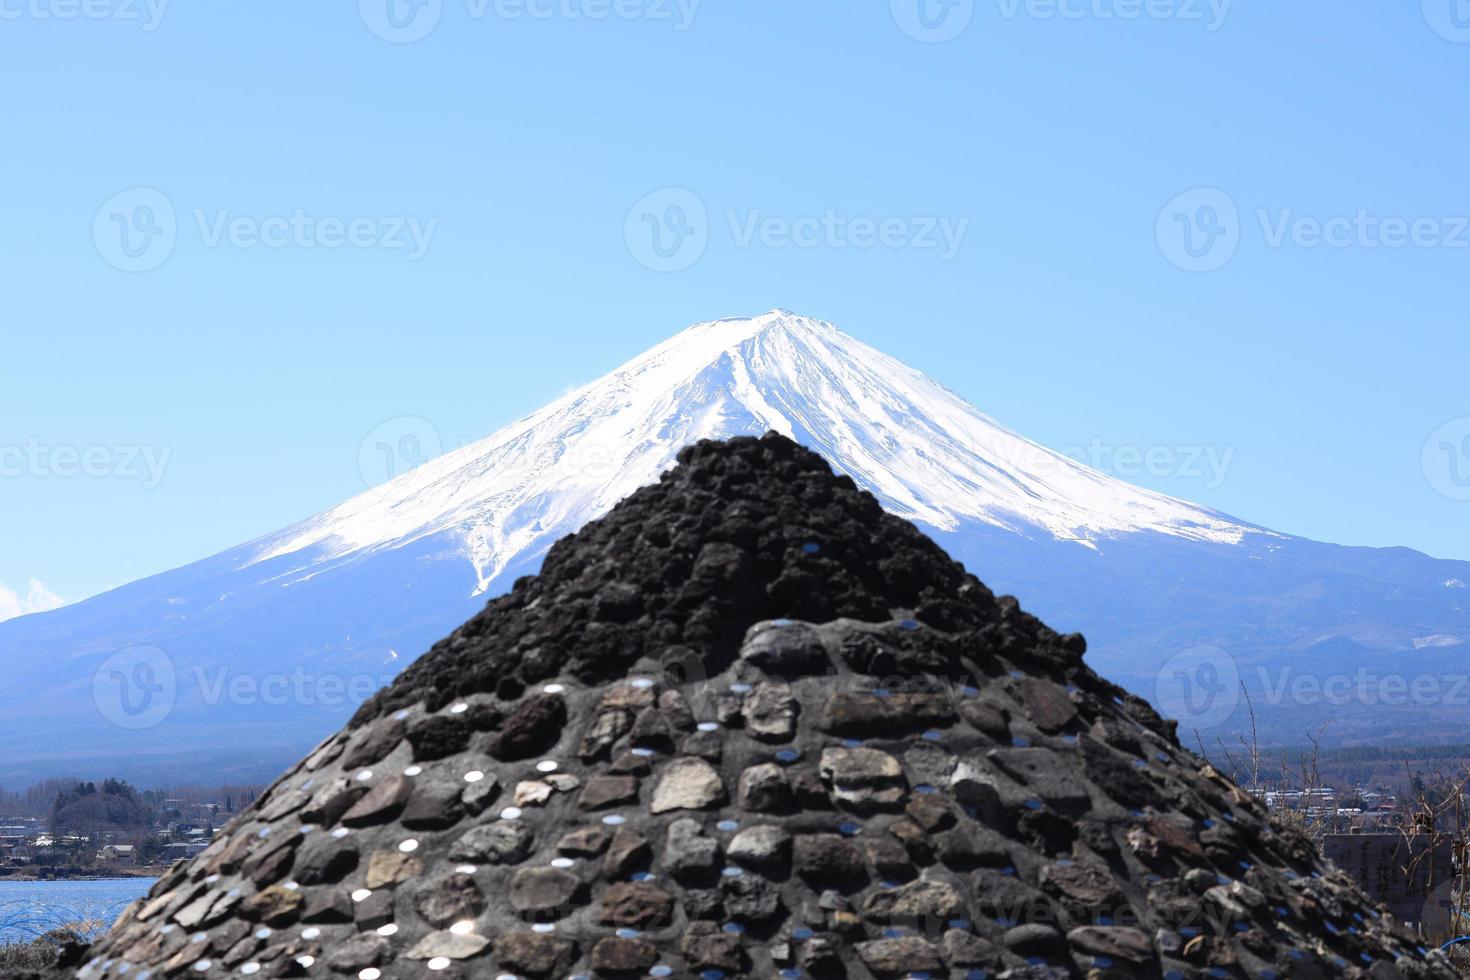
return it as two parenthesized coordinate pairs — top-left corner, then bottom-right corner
(75, 434), (1459, 980)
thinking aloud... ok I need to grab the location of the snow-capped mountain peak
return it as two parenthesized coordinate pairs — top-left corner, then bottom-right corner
(251, 311), (1253, 593)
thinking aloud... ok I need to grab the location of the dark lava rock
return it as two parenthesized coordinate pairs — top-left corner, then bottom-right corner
(496, 932), (579, 976)
(77, 436), (1460, 980)
(490, 694), (567, 761)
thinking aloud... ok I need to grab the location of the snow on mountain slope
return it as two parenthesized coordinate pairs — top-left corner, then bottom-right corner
(252, 311), (1256, 594)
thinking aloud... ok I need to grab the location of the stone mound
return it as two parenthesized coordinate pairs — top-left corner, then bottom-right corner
(78, 434), (1456, 980)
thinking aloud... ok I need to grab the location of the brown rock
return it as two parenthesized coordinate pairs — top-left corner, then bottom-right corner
(601, 881), (675, 929)
(240, 885), (301, 927)
(365, 849), (423, 888)
(590, 937), (658, 973)
(340, 775), (413, 827)
(579, 774), (640, 811)
(1014, 677), (1078, 732)
(491, 694), (568, 761)
(496, 932), (579, 976)
(557, 825), (611, 857)
(604, 826), (653, 879)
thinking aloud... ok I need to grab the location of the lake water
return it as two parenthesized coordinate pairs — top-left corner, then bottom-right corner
(0, 878), (155, 943)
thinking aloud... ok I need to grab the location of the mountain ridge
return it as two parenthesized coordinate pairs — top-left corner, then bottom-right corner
(0, 310), (1465, 786)
(247, 310), (1256, 594)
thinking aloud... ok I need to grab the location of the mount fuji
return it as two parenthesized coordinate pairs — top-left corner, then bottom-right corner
(3, 311), (1467, 785)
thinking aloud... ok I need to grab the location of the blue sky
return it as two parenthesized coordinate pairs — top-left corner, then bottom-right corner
(3, 0), (1469, 614)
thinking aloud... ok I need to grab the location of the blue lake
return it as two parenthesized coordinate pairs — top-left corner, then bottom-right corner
(0, 878), (155, 943)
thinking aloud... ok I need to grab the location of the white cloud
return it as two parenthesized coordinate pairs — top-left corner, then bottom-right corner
(0, 579), (67, 623)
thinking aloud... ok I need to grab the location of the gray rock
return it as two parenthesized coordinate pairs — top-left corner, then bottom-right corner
(323, 932), (388, 973)
(861, 877), (968, 922)
(413, 871), (487, 927)
(663, 818), (721, 882)
(819, 747), (907, 812)
(855, 936), (943, 976)
(742, 680), (799, 742)
(726, 825), (791, 873)
(509, 867), (582, 918)
(1067, 925), (1154, 964)
(739, 620), (831, 676)
(406, 929), (491, 961)
(450, 821), (534, 865)
(737, 762), (793, 813)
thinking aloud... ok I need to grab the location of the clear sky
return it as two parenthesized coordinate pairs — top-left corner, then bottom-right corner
(3, 1), (1468, 616)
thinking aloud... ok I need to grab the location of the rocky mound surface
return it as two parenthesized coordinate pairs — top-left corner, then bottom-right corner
(77, 435), (1456, 980)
